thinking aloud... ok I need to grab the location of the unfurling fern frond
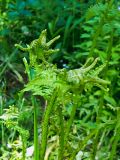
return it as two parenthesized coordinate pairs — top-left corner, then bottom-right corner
(67, 58), (110, 91)
(15, 29), (60, 65)
(16, 28), (110, 96)
(22, 56), (110, 99)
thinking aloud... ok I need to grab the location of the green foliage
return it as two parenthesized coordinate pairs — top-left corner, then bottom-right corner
(0, 1), (120, 160)
(15, 29), (110, 160)
(0, 105), (29, 160)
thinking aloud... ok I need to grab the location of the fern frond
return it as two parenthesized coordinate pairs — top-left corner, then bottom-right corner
(15, 29), (60, 65)
(67, 58), (110, 91)
(86, 3), (107, 20)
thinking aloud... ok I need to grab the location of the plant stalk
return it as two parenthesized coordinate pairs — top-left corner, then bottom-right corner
(32, 97), (39, 160)
(57, 106), (64, 160)
(23, 58), (39, 160)
(40, 89), (58, 160)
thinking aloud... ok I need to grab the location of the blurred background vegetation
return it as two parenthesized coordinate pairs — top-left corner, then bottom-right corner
(0, 0), (120, 159)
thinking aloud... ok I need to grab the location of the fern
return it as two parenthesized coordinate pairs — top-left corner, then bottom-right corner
(0, 105), (29, 160)
(86, 3), (107, 20)
(15, 29), (60, 66)
(15, 29), (110, 160)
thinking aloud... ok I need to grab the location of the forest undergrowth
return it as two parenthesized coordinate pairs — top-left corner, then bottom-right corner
(0, 0), (120, 160)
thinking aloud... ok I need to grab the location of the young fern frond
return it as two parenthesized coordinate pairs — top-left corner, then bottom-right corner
(15, 29), (60, 65)
(67, 58), (110, 91)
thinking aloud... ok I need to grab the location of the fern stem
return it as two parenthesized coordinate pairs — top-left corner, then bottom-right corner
(110, 129), (120, 160)
(40, 89), (58, 160)
(65, 87), (83, 142)
(64, 102), (78, 144)
(32, 97), (39, 160)
(0, 94), (4, 147)
(104, 30), (113, 74)
(89, 0), (113, 58)
(109, 110), (120, 160)
(89, 18), (104, 57)
(109, 129), (119, 160)
(91, 130), (100, 160)
(64, 91), (83, 156)
(23, 58), (39, 160)
(21, 136), (26, 160)
(57, 106), (64, 160)
(91, 16), (114, 159)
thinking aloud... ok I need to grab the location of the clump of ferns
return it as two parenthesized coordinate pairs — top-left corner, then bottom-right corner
(0, 105), (29, 160)
(15, 29), (110, 160)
